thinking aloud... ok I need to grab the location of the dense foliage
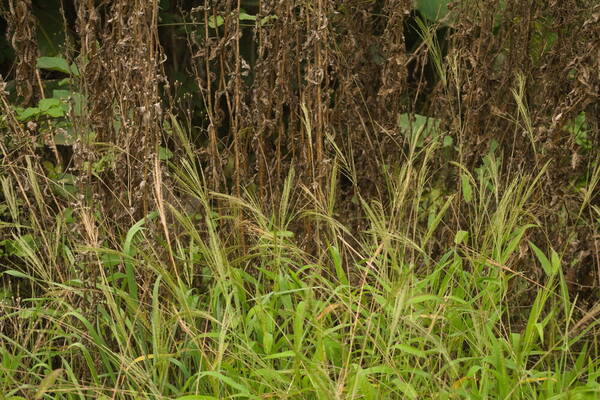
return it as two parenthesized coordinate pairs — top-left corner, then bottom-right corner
(0, 0), (598, 398)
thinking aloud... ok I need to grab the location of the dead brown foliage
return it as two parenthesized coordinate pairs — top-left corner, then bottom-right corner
(2, 0), (39, 106)
(0, 0), (598, 298)
(74, 0), (163, 222)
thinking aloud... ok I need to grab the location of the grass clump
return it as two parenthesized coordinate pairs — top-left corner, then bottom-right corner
(1, 131), (598, 400)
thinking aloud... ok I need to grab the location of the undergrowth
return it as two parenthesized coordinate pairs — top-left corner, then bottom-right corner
(1, 127), (599, 399)
(0, 1), (599, 399)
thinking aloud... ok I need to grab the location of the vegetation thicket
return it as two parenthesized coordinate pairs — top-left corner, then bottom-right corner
(0, 0), (598, 398)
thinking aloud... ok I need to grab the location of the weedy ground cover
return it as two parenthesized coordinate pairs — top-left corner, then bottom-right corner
(0, 1), (598, 399)
(1, 127), (598, 399)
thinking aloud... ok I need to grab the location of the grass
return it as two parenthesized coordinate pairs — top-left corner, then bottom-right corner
(0, 2), (598, 397)
(1, 124), (599, 400)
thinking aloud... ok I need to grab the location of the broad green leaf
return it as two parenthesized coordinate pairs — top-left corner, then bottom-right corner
(416, 0), (451, 22)
(45, 106), (64, 118)
(38, 98), (61, 111)
(17, 107), (41, 121)
(397, 113), (440, 147)
(69, 62), (80, 76)
(52, 90), (85, 116)
(159, 146), (173, 160)
(39, 98), (65, 118)
(454, 230), (468, 245)
(208, 15), (224, 28)
(52, 89), (73, 100)
(239, 11), (256, 21)
(443, 135), (454, 147)
(36, 56), (77, 75)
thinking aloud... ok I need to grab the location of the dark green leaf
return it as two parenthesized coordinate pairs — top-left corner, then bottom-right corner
(39, 98), (61, 111)
(416, 0), (451, 22)
(159, 146), (173, 160)
(36, 56), (72, 74)
(17, 107), (41, 121)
